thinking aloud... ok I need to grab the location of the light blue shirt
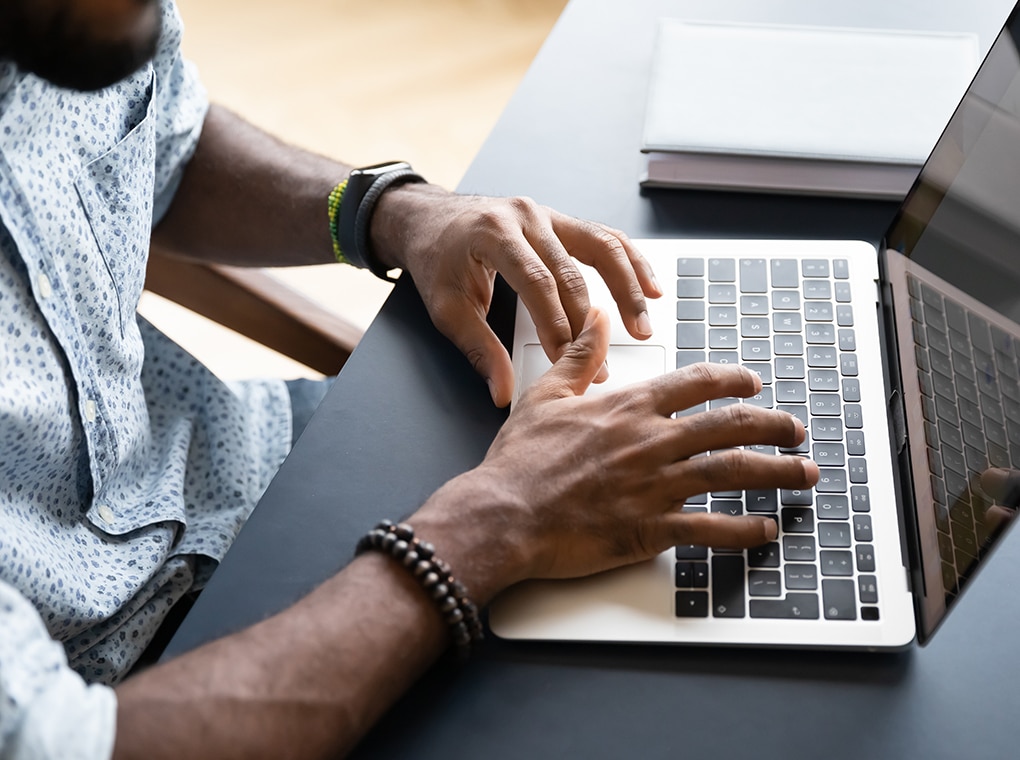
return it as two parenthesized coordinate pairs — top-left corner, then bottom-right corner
(0, 2), (292, 755)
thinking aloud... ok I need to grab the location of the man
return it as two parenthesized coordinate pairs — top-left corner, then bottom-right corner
(0, 0), (819, 757)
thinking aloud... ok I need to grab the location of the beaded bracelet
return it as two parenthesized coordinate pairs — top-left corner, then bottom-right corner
(327, 179), (349, 265)
(355, 520), (484, 658)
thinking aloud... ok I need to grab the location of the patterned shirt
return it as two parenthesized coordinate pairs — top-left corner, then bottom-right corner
(0, 2), (293, 756)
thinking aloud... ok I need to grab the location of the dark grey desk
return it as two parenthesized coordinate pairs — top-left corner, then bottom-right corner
(166, 1), (1020, 757)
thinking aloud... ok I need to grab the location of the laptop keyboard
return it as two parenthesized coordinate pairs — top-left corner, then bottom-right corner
(906, 274), (1020, 601)
(672, 256), (879, 622)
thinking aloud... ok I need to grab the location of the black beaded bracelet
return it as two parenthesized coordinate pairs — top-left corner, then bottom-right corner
(355, 520), (484, 658)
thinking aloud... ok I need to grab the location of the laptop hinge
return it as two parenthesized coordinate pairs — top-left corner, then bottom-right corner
(887, 389), (908, 454)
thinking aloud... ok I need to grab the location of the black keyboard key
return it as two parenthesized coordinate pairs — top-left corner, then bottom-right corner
(782, 507), (815, 531)
(746, 490), (778, 513)
(820, 550), (854, 576)
(813, 442), (845, 467)
(816, 468), (848, 494)
(748, 543), (781, 568)
(782, 536), (816, 561)
(853, 514), (874, 542)
(711, 499), (744, 517)
(750, 593), (820, 619)
(676, 591), (709, 617)
(822, 579), (858, 620)
(811, 418), (843, 441)
(712, 555), (746, 618)
(676, 544), (708, 560)
(785, 563), (819, 590)
(676, 561), (698, 587)
(845, 430), (865, 455)
(748, 570), (782, 597)
(855, 544), (877, 572)
(816, 494), (850, 520)
(848, 458), (868, 484)
(818, 523), (852, 548)
(858, 575), (879, 604)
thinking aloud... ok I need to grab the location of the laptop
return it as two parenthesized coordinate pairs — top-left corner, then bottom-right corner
(490, 6), (1020, 649)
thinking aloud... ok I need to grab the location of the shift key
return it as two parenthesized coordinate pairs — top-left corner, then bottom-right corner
(712, 555), (746, 618)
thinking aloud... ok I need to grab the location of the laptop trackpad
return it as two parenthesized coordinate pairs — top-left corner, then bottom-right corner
(518, 343), (667, 396)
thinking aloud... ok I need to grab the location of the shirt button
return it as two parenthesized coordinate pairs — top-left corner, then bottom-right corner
(97, 504), (116, 525)
(84, 399), (97, 422)
(38, 273), (52, 299)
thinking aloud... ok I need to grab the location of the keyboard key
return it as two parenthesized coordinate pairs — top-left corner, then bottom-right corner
(771, 259), (799, 288)
(773, 312), (802, 333)
(840, 354), (859, 377)
(816, 494), (850, 520)
(748, 542), (781, 568)
(853, 515), (874, 542)
(811, 418), (843, 441)
(740, 295), (769, 315)
(677, 324), (706, 349)
(782, 506), (815, 531)
(848, 458), (868, 484)
(820, 550), (854, 576)
(750, 593), (820, 619)
(745, 386), (774, 407)
(818, 523), (852, 548)
(807, 346), (838, 368)
(709, 284), (737, 304)
(772, 290), (801, 310)
(845, 430), (865, 455)
(774, 335), (805, 356)
(838, 329), (857, 352)
(708, 258), (736, 282)
(803, 280), (832, 300)
(775, 357), (806, 379)
(776, 381), (807, 403)
(782, 536), (816, 561)
(809, 393), (841, 416)
(748, 570), (782, 597)
(711, 499), (743, 517)
(709, 351), (740, 365)
(712, 555), (746, 618)
(806, 324), (836, 344)
(677, 279), (705, 299)
(744, 362), (773, 385)
(836, 305), (854, 326)
(844, 404), (864, 428)
(740, 317), (770, 337)
(739, 259), (767, 293)
(676, 591), (709, 617)
(858, 575), (879, 604)
(677, 301), (705, 321)
(785, 564), (819, 590)
(676, 350), (706, 369)
(709, 329), (738, 350)
(708, 306), (738, 325)
(816, 468), (848, 494)
(833, 259), (849, 279)
(746, 490), (778, 512)
(835, 281), (852, 302)
(812, 442), (845, 466)
(805, 303), (834, 322)
(822, 579), (857, 619)
(855, 545), (877, 572)
(842, 379), (861, 403)
(802, 259), (830, 278)
(676, 544), (708, 560)
(677, 258), (705, 277)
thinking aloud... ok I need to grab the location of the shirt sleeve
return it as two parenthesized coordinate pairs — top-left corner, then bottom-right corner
(150, 0), (211, 226)
(0, 580), (117, 760)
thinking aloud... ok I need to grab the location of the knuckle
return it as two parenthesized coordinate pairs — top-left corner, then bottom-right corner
(507, 195), (541, 218)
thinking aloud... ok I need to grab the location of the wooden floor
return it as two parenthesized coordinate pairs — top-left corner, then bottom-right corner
(139, 0), (567, 379)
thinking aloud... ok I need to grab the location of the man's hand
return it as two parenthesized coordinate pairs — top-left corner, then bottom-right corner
(371, 184), (662, 407)
(409, 308), (820, 604)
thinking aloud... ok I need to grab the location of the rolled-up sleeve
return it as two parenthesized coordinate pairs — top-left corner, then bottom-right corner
(0, 580), (117, 760)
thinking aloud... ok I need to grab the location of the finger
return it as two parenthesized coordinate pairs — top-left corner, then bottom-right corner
(659, 511), (779, 552)
(979, 467), (1020, 506)
(646, 362), (762, 417)
(520, 215), (591, 342)
(551, 212), (656, 339)
(527, 308), (610, 401)
(670, 404), (805, 459)
(439, 311), (516, 407)
(666, 449), (819, 501)
(492, 229), (577, 364)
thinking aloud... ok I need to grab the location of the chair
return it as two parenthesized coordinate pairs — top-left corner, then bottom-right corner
(144, 248), (363, 375)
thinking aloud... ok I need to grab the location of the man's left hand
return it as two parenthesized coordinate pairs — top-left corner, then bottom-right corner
(372, 184), (662, 407)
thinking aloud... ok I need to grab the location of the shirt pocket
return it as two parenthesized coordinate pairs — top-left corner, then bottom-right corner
(74, 70), (157, 337)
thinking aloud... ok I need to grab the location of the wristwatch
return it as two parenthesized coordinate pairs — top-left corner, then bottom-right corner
(338, 160), (426, 281)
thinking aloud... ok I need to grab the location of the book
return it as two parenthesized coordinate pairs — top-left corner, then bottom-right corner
(640, 20), (979, 199)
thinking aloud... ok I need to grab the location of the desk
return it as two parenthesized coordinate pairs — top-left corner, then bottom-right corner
(166, 1), (1020, 757)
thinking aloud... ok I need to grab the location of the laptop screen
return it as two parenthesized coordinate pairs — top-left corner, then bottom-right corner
(885, 5), (1020, 635)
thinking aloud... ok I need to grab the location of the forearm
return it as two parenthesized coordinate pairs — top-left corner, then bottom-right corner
(113, 553), (450, 760)
(151, 104), (348, 267)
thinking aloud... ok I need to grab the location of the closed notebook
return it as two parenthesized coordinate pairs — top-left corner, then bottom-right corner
(640, 20), (979, 199)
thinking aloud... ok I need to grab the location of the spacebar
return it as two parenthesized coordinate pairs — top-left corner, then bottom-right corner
(749, 593), (820, 619)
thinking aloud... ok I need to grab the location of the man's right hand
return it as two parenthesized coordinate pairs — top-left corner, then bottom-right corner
(409, 307), (820, 605)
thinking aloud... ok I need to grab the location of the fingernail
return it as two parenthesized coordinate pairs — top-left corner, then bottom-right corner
(763, 518), (778, 541)
(636, 310), (652, 337)
(486, 377), (498, 402)
(649, 270), (663, 296)
(595, 360), (609, 383)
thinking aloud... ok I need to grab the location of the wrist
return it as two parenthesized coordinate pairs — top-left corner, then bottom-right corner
(406, 467), (532, 607)
(369, 181), (449, 273)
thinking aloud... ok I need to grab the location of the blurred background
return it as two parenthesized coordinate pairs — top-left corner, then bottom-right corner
(139, 0), (568, 380)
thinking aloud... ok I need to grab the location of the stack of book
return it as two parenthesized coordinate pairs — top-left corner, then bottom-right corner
(640, 20), (979, 199)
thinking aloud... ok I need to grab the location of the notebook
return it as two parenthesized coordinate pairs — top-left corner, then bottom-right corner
(490, 5), (1020, 649)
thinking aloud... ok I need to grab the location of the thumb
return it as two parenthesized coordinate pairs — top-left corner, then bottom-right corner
(533, 307), (610, 400)
(442, 313), (516, 407)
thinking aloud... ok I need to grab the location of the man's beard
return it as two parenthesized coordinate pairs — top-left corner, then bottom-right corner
(0, 2), (162, 92)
